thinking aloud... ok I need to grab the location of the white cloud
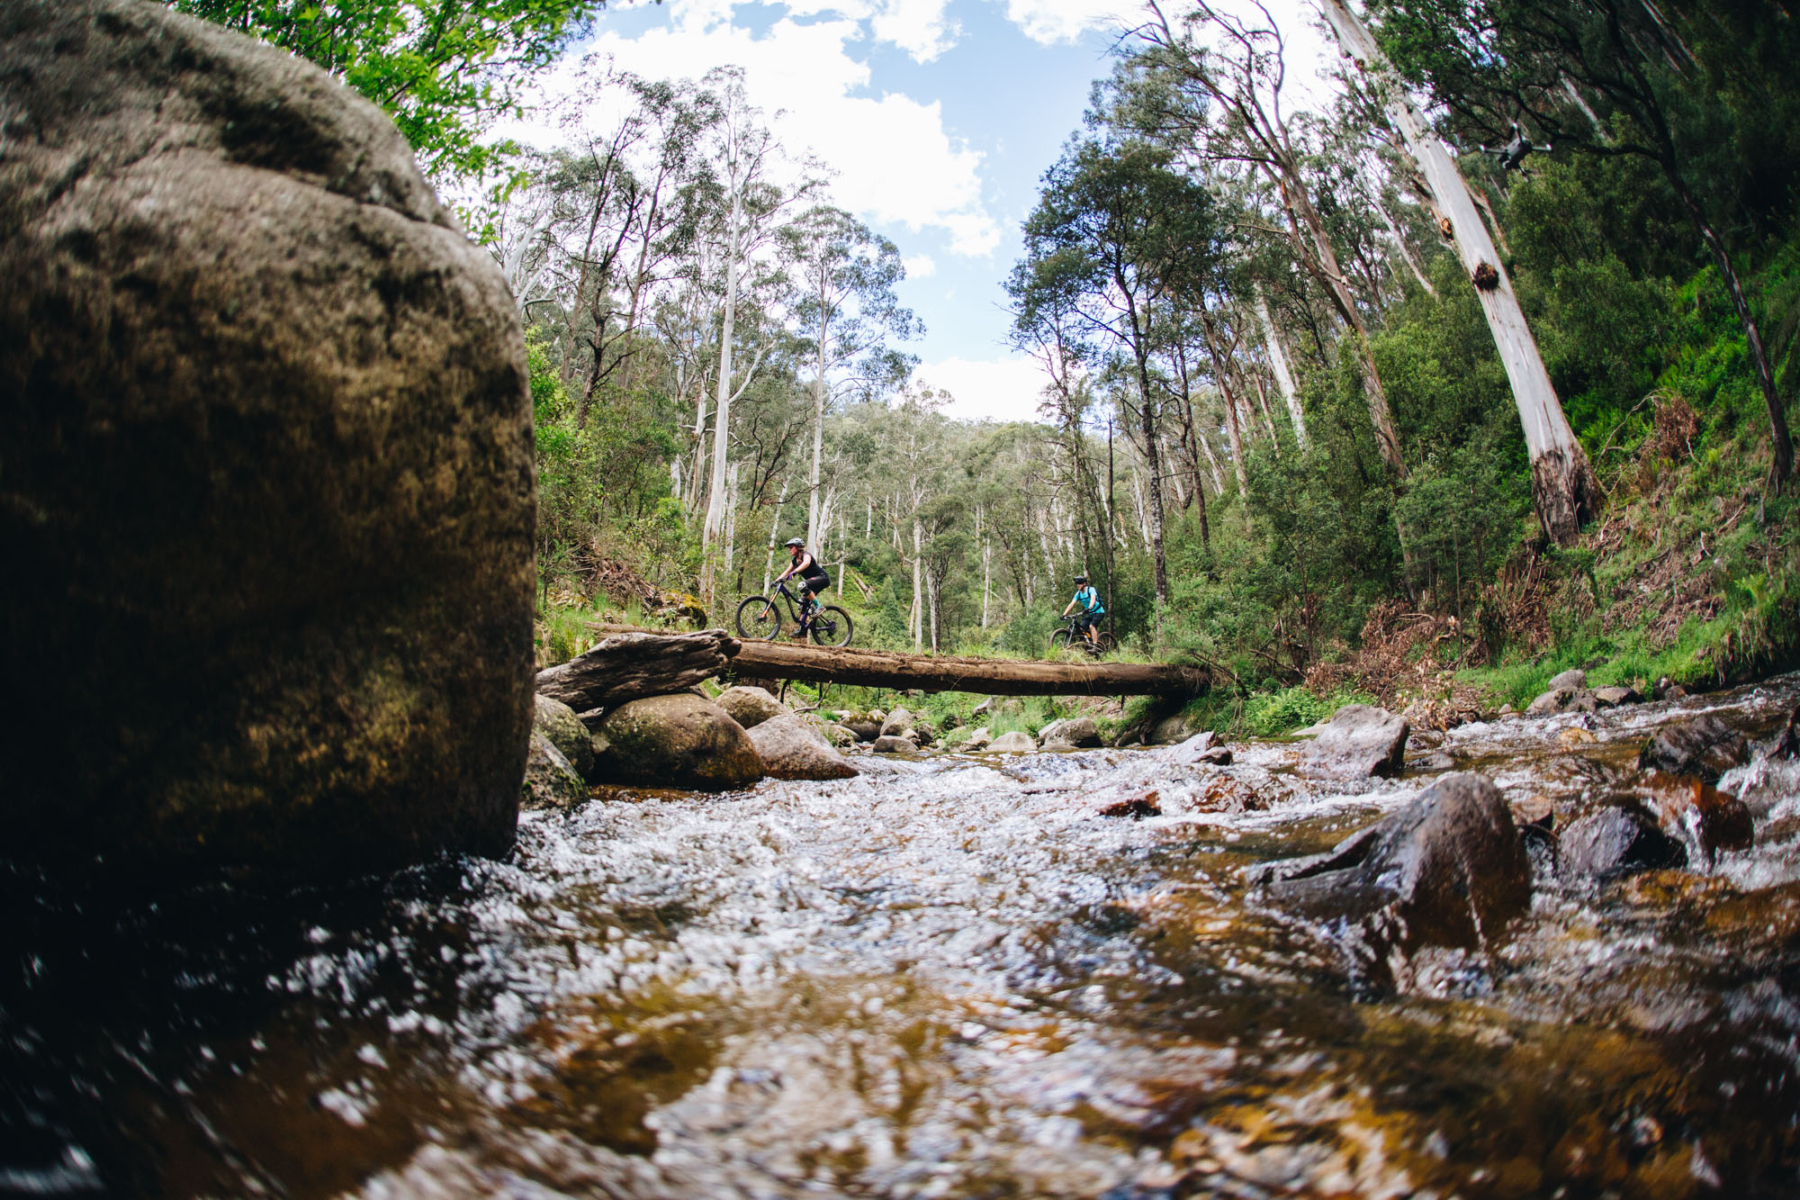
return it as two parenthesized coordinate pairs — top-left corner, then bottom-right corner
(1001, 0), (1140, 44)
(914, 355), (1052, 423)
(535, 9), (1000, 255)
(902, 253), (937, 278)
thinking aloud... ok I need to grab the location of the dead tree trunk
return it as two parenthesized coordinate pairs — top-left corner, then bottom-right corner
(536, 630), (738, 719)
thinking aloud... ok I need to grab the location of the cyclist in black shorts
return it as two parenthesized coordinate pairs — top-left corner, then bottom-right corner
(776, 538), (831, 637)
(1061, 573), (1105, 648)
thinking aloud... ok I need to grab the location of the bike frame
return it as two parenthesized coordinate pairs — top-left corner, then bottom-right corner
(757, 582), (813, 629)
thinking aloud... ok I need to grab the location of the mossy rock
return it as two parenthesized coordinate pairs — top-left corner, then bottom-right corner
(592, 695), (764, 791)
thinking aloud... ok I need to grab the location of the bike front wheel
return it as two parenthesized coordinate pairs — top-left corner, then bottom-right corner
(809, 605), (854, 648)
(1049, 628), (1076, 658)
(735, 595), (782, 640)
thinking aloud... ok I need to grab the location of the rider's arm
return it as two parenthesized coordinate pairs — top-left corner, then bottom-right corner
(1062, 596), (1077, 617)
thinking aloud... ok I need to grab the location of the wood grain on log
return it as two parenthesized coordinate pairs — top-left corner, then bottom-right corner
(727, 639), (1208, 697)
(535, 629), (738, 713)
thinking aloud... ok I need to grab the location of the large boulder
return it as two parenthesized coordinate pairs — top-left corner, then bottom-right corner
(1039, 716), (1101, 749)
(1559, 804), (1687, 880)
(879, 708), (917, 738)
(1639, 715), (1750, 783)
(1255, 774), (1531, 976)
(715, 685), (788, 731)
(1296, 705), (1409, 779)
(871, 734), (919, 755)
(986, 731), (1036, 754)
(591, 695), (763, 791)
(1525, 686), (1597, 717)
(0, 0), (535, 884)
(748, 714), (858, 781)
(522, 733), (587, 813)
(1160, 731), (1231, 767)
(1147, 708), (1209, 746)
(1548, 668), (1588, 691)
(534, 695), (594, 781)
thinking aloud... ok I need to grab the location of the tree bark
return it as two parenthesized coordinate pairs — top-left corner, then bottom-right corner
(537, 630), (738, 718)
(727, 640), (1209, 697)
(1321, 0), (1603, 539)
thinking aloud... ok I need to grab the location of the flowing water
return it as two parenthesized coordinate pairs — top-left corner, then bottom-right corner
(6, 675), (1800, 1199)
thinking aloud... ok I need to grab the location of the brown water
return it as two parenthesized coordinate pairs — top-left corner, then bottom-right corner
(5, 676), (1800, 1198)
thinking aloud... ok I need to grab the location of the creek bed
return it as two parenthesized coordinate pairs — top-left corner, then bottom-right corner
(5, 675), (1800, 1198)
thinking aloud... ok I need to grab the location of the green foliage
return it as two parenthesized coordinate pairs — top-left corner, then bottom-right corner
(170, 0), (605, 191)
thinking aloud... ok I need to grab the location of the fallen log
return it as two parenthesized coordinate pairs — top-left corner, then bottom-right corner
(726, 639), (1208, 698)
(535, 629), (738, 714)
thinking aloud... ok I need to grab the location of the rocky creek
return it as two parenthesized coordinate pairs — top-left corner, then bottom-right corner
(5, 674), (1800, 1198)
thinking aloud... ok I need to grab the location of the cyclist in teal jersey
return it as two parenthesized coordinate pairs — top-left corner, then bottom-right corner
(1061, 574), (1105, 648)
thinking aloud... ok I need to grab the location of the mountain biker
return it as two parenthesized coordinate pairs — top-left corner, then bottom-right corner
(1061, 574), (1105, 648)
(776, 538), (831, 637)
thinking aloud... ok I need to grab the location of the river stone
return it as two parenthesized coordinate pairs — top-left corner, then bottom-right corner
(912, 718), (939, 748)
(522, 732), (587, 812)
(805, 718), (857, 749)
(972, 697), (996, 717)
(1777, 706), (1800, 759)
(0, 0), (536, 884)
(1526, 686), (1597, 717)
(986, 731), (1036, 754)
(1255, 774), (1531, 973)
(961, 726), (993, 750)
(1039, 717), (1101, 749)
(1147, 708), (1208, 746)
(1559, 804), (1687, 880)
(840, 715), (883, 742)
(880, 708), (916, 738)
(748, 714), (857, 781)
(591, 695), (763, 790)
(1592, 685), (1641, 709)
(715, 686), (788, 730)
(1297, 705), (1409, 779)
(1160, 731), (1225, 767)
(872, 734), (919, 754)
(1548, 669), (1588, 692)
(534, 695), (595, 781)
(1638, 714), (1749, 783)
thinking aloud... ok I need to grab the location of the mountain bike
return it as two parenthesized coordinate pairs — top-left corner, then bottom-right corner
(1050, 615), (1115, 658)
(735, 582), (854, 647)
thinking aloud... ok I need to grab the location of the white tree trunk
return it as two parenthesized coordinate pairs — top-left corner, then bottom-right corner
(1254, 289), (1308, 451)
(1321, 0), (1598, 544)
(910, 515), (923, 652)
(702, 187), (744, 557)
(806, 308), (829, 545)
(761, 473), (791, 594)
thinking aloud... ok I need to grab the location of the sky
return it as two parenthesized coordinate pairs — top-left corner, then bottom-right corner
(512, 0), (1339, 424)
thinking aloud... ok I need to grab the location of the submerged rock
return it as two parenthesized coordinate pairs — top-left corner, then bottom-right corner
(715, 686), (788, 730)
(1039, 716), (1101, 749)
(1643, 774), (1754, 856)
(522, 732), (587, 812)
(986, 731), (1036, 754)
(1296, 705), (1409, 779)
(1254, 774), (1531, 975)
(748, 714), (857, 781)
(592, 695), (763, 790)
(1099, 794), (1161, 819)
(1559, 803), (1687, 880)
(1638, 714), (1750, 783)
(0, 0), (535, 883)
(534, 695), (595, 781)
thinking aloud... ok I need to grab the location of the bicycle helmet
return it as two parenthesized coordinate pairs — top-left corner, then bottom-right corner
(784, 538), (805, 549)
(1073, 574), (1088, 584)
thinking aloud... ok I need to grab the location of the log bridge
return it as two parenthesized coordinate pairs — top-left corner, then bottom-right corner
(536, 627), (1209, 716)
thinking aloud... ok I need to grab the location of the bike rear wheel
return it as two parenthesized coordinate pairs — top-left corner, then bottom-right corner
(809, 605), (854, 648)
(1094, 631), (1117, 654)
(735, 595), (782, 640)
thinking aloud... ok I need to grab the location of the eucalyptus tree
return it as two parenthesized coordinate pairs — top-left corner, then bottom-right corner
(1370, 0), (1795, 486)
(781, 206), (921, 548)
(1008, 136), (1220, 610)
(1319, 0), (1602, 541)
(1123, 2), (1408, 479)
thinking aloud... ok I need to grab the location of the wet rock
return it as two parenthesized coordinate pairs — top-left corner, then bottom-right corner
(747, 714), (858, 781)
(1040, 716), (1101, 749)
(985, 731), (1036, 754)
(1511, 796), (1555, 829)
(879, 708), (916, 738)
(1774, 705), (1799, 759)
(1559, 803), (1686, 880)
(1296, 704), (1409, 779)
(715, 686), (788, 730)
(591, 695), (763, 790)
(1557, 726), (1598, 747)
(806, 719), (858, 749)
(1255, 774), (1531, 970)
(1638, 714), (1749, 783)
(1099, 794), (1161, 819)
(1526, 686), (1597, 717)
(534, 695), (595, 781)
(1414, 751), (1457, 771)
(1654, 676), (1687, 701)
(962, 727), (993, 750)
(0, 0), (537, 883)
(1549, 669), (1588, 691)
(522, 732), (587, 812)
(1195, 774), (1268, 813)
(1159, 730), (1216, 763)
(911, 718), (939, 748)
(1643, 774), (1753, 856)
(871, 735), (919, 754)
(1592, 685), (1641, 709)
(840, 715), (883, 742)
